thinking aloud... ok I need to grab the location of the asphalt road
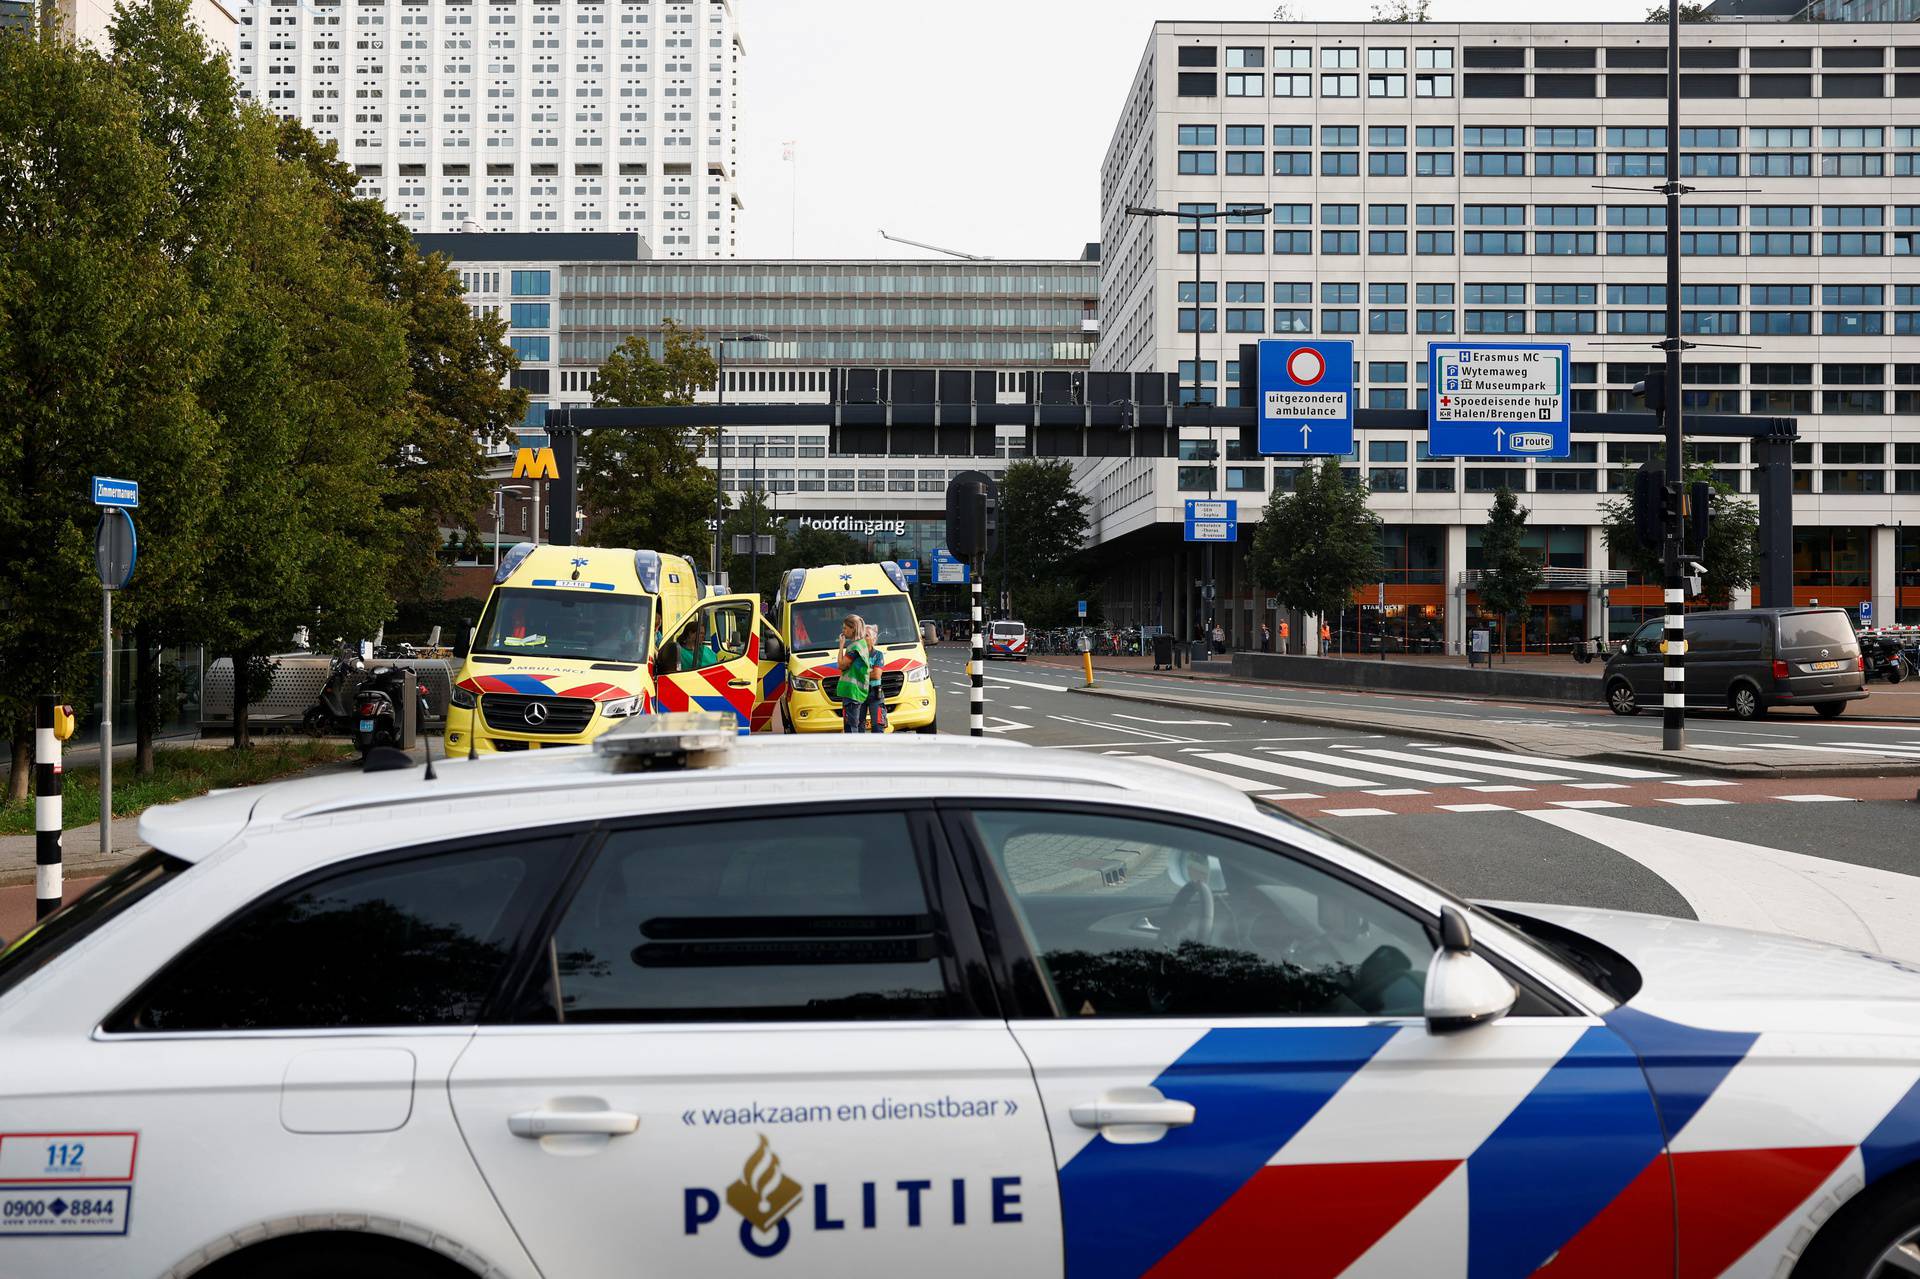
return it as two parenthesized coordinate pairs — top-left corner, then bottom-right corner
(923, 646), (1920, 960)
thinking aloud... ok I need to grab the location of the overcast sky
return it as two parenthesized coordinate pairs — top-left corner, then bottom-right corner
(734, 0), (1653, 261)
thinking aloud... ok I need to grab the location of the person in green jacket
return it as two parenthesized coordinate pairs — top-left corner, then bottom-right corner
(835, 614), (871, 732)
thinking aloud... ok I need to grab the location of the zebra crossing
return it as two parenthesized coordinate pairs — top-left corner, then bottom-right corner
(1104, 739), (1870, 818)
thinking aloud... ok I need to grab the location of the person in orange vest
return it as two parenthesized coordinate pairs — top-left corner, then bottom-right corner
(1320, 619), (1332, 652)
(1279, 620), (1290, 651)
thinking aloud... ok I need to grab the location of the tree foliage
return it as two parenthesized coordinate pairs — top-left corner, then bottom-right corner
(1371, 0), (1432, 20)
(1476, 487), (1543, 654)
(999, 458), (1092, 625)
(1645, 2), (1713, 20)
(1251, 461), (1382, 629)
(1598, 454), (1758, 605)
(582, 320), (719, 561)
(0, 1), (528, 762)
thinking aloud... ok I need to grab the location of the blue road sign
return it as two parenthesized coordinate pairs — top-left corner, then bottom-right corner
(931, 548), (969, 585)
(92, 476), (139, 508)
(1860, 600), (1873, 625)
(897, 559), (919, 583)
(1077, 599), (1087, 619)
(1257, 339), (1354, 456)
(1184, 499), (1238, 543)
(1426, 342), (1571, 458)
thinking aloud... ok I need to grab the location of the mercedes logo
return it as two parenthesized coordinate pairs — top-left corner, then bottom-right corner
(523, 702), (550, 725)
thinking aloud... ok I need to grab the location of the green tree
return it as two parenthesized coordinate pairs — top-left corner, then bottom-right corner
(274, 120), (524, 605)
(1599, 454), (1758, 605)
(721, 485), (785, 599)
(582, 321), (719, 560)
(0, 17), (219, 791)
(1645, 2), (1713, 19)
(778, 523), (868, 574)
(1476, 487), (1544, 660)
(1000, 458), (1092, 626)
(1251, 460), (1381, 647)
(1371, 0), (1432, 19)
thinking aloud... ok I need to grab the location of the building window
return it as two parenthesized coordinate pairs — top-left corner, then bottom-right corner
(510, 269), (551, 295)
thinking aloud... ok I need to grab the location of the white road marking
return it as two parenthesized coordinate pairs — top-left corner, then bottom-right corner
(983, 673), (1074, 692)
(1193, 751), (1377, 788)
(1112, 714), (1232, 727)
(1321, 807), (1395, 818)
(1549, 799), (1630, 809)
(1045, 715), (1190, 743)
(1524, 808), (1920, 961)
(1776, 794), (1856, 803)
(1437, 803), (1513, 813)
(1011, 705), (1031, 711)
(1261, 749), (1481, 786)
(1827, 741), (1920, 757)
(1364, 788), (1429, 797)
(1464, 784), (1533, 793)
(1663, 778), (1739, 787)
(1126, 755), (1286, 793)
(1657, 796), (1734, 806)
(982, 718), (1031, 734)
(1337, 747), (1574, 782)
(1263, 792), (1324, 800)
(1423, 747), (1675, 780)
(1562, 782), (1630, 791)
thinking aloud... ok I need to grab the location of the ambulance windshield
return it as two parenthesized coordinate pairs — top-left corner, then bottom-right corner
(475, 588), (654, 664)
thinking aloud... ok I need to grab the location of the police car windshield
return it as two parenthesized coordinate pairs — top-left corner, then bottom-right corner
(789, 596), (918, 654)
(475, 587), (653, 664)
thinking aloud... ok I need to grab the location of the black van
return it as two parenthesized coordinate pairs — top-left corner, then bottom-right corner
(1603, 606), (1867, 720)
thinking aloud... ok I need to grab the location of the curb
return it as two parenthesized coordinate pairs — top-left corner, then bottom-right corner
(1066, 684), (1920, 781)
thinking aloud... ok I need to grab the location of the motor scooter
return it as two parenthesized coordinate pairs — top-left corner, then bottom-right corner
(352, 664), (434, 754)
(302, 647), (370, 736)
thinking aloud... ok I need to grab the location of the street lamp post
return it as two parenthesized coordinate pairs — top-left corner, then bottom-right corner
(714, 333), (773, 587)
(493, 483), (534, 569)
(1125, 202), (1270, 645)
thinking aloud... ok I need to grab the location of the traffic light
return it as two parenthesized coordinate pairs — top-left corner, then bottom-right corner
(1684, 480), (1711, 555)
(1631, 371), (1668, 417)
(945, 471), (993, 560)
(1632, 464), (1669, 551)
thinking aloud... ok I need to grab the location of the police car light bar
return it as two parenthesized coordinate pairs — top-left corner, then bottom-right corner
(593, 712), (738, 770)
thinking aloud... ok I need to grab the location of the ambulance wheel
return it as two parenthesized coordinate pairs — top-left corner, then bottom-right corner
(918, 722), (938, 735)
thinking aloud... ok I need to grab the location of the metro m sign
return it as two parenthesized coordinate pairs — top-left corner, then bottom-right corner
(513, 447), (559, 479)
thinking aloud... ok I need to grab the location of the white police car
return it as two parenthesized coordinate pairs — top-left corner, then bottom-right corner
(5, 716), (1920, 1279)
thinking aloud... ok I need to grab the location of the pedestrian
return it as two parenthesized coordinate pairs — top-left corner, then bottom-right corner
(1260, 622), (1272, 652)
(863, 622), (887, 733)
(1319, 619), (1332, 652)
(835, 614), (871, 733)
(1211, 621), (1225, 654)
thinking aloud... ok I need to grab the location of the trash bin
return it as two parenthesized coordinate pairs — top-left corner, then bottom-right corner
(1152, 634), (1174, 670)
(1190, 640), (1211, 667)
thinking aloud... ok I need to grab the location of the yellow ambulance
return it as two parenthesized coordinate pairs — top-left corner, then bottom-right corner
(445, 543), (709, 752)
(775, 561), (938, 733)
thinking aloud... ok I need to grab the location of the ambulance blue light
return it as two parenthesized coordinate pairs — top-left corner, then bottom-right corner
(781, 568), (807, 603)
(494, 542), (537, 584)
(633, 549), (662, 594)
(880, 560), (909, 592)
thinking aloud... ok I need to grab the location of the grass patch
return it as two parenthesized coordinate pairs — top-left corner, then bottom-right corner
(0, 740), (354, 837)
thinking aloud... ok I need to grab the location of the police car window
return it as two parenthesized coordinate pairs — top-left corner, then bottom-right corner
(967, 810), (1431, 1019)
(107, 837), (575, 1033)
(0, 853), (188, 1004)
(533, 812), (960, 1023)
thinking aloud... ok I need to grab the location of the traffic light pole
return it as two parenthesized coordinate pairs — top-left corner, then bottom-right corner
(1659, 5), (1687, 753)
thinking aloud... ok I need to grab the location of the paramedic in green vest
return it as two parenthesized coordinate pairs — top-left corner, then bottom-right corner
(836, 614), (871, 733)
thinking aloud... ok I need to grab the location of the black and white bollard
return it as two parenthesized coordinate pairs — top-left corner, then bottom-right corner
(35, 695), (63, 920)
(969, 578), (984, 737)
(1662, 582), (1686, 749)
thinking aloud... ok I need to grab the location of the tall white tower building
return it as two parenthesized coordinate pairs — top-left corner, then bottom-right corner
(232, 0), (742, 257)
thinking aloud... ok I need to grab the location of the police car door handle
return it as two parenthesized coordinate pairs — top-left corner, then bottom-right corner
(508, 1107), (641, 1138)
(1069, 1095), (1196, 1131)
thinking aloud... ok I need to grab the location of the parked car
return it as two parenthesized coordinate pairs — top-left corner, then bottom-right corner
(1603, 606), (1867, 720)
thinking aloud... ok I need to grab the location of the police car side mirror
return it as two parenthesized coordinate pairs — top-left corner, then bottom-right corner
(1423, 907), (1515, 1035)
